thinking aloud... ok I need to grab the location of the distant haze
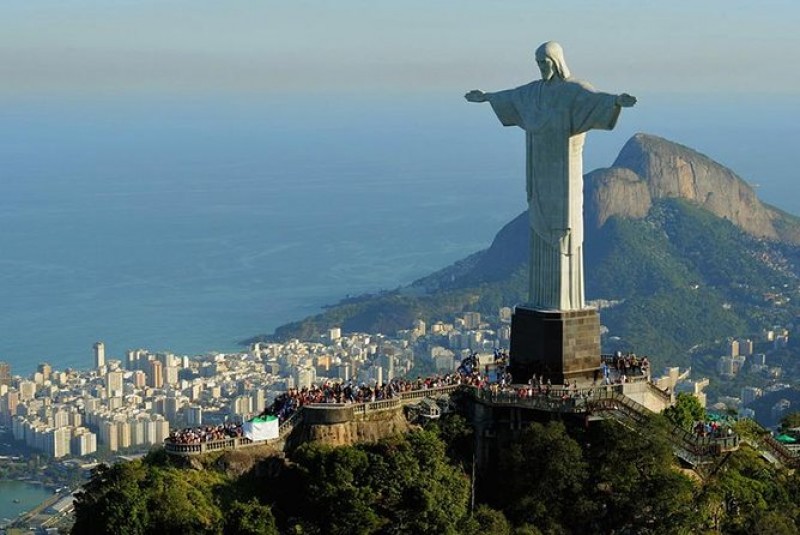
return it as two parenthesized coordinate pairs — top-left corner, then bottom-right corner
(2, 2), (799, 375)
(1, 0), (798, 96)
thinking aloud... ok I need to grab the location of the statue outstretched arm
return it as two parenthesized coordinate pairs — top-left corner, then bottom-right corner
(615, 93), (637, 107)
(465, 90), (494, 103)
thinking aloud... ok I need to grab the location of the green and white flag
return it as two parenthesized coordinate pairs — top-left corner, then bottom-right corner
(243, 415), (279, 441)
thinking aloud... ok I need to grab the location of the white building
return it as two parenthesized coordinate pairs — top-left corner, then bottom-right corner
(70, 428), (97, 456)
(94, 342), (106, 369)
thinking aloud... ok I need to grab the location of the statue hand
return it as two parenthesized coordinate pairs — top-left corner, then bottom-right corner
(616, 93), (637, 107)
(465, 90), (488, 103)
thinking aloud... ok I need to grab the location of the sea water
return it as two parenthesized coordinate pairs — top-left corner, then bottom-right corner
(0, 479), (53, 524)
(1, 92), (797, 375)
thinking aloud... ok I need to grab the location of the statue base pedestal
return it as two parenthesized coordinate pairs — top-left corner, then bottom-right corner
(508, 306), (601, 385)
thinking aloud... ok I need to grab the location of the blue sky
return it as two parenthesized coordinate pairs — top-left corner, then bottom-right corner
(2, 0), (799, 96)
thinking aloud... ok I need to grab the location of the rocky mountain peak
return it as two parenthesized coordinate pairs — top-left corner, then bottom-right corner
(586, 133), (800, 244)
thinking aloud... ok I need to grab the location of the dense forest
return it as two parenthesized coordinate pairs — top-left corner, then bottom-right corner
(72, 409), (800, 534)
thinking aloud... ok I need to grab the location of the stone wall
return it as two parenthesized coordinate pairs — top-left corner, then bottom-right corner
(299, 407), (411, 448)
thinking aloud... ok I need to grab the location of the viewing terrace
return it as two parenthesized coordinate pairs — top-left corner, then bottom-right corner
(163, 378), (748, 468)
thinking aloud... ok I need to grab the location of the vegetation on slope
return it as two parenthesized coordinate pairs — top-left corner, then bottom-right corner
(250, 198), (800, 372)
(73, 413), (800, 534)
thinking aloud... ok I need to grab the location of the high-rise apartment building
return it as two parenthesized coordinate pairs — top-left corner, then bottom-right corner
(0, 361), (10, 386)
(164, 396), (180, 423)
(148, 360), (163, 389)
(18, 380), (36, 401)
(186, 406), (203, 426)
(94, 342), (106, 369)
(293, 366), (316, 390)
(412, 319), (426, 337)
(100, 421), (118, 451)
(164, 365), (179, 386)
(251, 389), (266, 415)
(738, 338), (754, 357)
(117, 420), (131, 449)
(132, 370), (147, 388)
(106, 371), (124, 398)
(379, 354), (395, 382)
(1, 391), (19, 425)
(37, 363), (52, 381)
(52, 409), (70, 429)
(70, 429), (97, 456)
(741, 386), (763, 407)
(46, 427), (71, 458)
(463, 312), (482, 330)
(230, 396), (252, 419)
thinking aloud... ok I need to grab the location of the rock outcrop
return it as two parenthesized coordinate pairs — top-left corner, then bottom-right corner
(585, 166), (651, 229)
(585, 133), (800, 244)
(300, 409), (411, 448)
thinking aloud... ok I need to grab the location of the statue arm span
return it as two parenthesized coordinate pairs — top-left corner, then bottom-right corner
(487, 89), (524, 128)
(570, 87), (622, 135)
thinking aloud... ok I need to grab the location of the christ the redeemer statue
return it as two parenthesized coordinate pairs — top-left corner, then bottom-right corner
(466, 41), (636, 311)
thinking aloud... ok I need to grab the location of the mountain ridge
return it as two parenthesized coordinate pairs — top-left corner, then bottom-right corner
(257, 133), (800, 368)
(588, 133), (800, 243)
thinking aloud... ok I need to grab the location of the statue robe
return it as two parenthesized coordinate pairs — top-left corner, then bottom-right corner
(488, 78), (620, 311)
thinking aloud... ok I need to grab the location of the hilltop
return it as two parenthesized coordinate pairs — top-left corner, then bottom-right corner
(256, 134), (800, 369)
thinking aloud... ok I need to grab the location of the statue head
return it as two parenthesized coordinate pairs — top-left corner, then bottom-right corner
(535, 41), (570, 81)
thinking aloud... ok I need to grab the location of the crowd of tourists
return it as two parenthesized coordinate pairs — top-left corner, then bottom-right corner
(606, 351), (650, 376)
(263, 370), (483, 425)
(479, 373), (591, 405)
(166, 350), (654, 446)
(167, 422), (244, 445)
(693, 420), (734, 439)
(167, 354), (493, 445)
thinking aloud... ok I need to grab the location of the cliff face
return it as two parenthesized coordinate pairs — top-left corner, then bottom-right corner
(585, 166), (651, 229)
(300, 409), (411, 448)
(586, 133), (800, 244)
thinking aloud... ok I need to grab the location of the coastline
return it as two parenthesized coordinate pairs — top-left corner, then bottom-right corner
(0, 479), (58, 528)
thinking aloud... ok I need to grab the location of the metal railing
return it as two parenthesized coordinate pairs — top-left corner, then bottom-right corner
(164, 384), (462, 456)
(164, 436), (253, 456)
(760, 434), (800, 467)
(163, 380), (741, 464)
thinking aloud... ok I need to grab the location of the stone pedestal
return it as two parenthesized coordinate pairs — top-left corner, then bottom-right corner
(509, 306), (601, 384)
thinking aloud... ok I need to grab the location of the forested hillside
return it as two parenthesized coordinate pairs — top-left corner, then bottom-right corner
(72, 414), (800, 534)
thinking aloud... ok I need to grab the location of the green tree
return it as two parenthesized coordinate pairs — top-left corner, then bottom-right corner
(291, 443), (383, 535)
(426, 413), (473, 469)
(73, 458), (227, 535)
(72, 462), (150, 535)
(583, 418), (699, 534)
(224, 499), (279, 535)
(752, 511), (797, 535)
(367, 430), (470, 535)
(697, 447), (799, 534)
(663, 392), (706, 429)
(491, 421), (590, 533)
(285, 429), (470, 535)
(457, 505), (511, 535)
(778, 411), (800, 433)
(145, 467), (225, 535)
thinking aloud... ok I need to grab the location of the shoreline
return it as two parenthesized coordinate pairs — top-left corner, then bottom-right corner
(0, 479), (59, 528)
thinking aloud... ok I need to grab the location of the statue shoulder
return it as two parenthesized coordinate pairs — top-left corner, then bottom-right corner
(510, 80), (540, 94)
(492, 81), (539, 102)
(563, 78), (596, 93)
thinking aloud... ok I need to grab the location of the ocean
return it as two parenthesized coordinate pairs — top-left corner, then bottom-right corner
(1, 92), (798, 375)
(0, 480), (53, 524)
